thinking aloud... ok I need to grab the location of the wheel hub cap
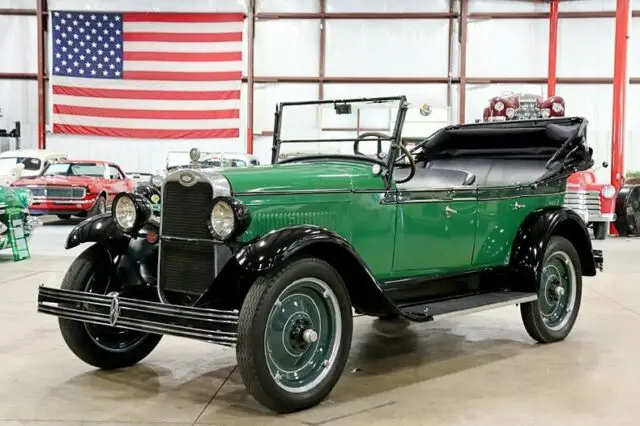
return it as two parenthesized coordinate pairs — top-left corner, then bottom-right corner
(264, 277), (342, 394)
(540, 251), (576, 331)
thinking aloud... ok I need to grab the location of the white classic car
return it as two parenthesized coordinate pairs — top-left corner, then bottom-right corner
(0, 149), (68, 185)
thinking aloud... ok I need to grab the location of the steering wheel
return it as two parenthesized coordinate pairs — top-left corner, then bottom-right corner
(394, 143), (416, 184)
(353, 132), (391, 160)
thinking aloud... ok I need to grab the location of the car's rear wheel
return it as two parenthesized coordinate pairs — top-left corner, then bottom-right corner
(237, 257), (353, 413)
(58, 244), (162, 369)
(520, 236), (582, 343)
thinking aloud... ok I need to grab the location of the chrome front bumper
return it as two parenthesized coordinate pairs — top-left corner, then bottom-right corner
(37, 286), (239, 347)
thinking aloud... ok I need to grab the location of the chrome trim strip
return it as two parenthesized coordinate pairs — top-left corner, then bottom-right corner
(432, 294), (538, 321)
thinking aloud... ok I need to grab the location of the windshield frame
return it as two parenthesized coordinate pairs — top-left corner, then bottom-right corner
(41, 162), (107, 177)
(270, 96), (409, 186)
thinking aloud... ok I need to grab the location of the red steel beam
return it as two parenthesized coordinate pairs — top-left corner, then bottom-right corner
(611, 0), (631, 193)
(36, 0), (47, 149)
(458, 0), (469, 123)
(256, 12), (457, 20)
(246, 1), (255, 154)
(547, 0), (559, 97)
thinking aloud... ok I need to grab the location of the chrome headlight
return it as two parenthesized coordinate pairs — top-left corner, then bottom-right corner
(112, 193), (152, 233)
(208, 196), (251, 241)
(541, 108), (551, 118)
(552, 102), (564, 113)
(506, 107), (515, 118)
(494, 101), (504, 112)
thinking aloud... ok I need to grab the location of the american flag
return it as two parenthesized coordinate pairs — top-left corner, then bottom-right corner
(50, 11), (244, 139)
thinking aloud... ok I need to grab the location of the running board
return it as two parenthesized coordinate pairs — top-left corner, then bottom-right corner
(399, 291), (538, 321)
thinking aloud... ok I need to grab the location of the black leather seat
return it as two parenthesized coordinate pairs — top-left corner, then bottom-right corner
(395, 167), (476, 190)
(427, 158), (547, 186)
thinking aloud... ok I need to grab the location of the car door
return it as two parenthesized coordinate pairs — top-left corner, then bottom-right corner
(391, 175), (479, 276)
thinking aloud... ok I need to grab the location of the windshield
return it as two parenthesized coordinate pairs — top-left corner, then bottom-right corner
(0, 157), (41, 172)
(42, 163), (106, 177)
(272, 97), (408, 164)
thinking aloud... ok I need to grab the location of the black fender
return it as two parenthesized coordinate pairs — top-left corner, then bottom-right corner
(510, 206), (597, 293)
(65, 213), (129, 250)
(235, 225), (402, 317)
(66, 214), (159, 287)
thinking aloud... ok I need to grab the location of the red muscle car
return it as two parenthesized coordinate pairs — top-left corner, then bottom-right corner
(480, 92), (615, 239)
(10, 160), (135, 219)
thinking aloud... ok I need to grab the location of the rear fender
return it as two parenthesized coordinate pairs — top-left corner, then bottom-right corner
(510, 206), (597, 292)
(235, 225), (400, 317)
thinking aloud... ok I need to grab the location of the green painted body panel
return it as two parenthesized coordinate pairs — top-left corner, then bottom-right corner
(228, 162), (397, 279)
(220, 161), (567, 282)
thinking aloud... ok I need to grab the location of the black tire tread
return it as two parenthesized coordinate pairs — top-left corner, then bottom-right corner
(520, 236), (583, 344)
(237, 257), (352, 413)
(58, 244), (162, 369)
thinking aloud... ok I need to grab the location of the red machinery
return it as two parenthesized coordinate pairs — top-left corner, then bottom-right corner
(480, 92), (615, 239)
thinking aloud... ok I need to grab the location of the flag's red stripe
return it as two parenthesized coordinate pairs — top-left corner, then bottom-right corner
(123, 71), (242, 81)
(53, 124), (239, 139)
(123, 12), (245, 23)
(52, 85), (240, 101)
(123, 51), (242, 62)
(124, 32), (243, 43)
(54, 104), (240, 120)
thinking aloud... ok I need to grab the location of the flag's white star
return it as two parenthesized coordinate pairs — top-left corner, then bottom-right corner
(97, 63), (103, 69)
(79, 69), (84, 74)
(91, 70), (97, 75)
(67, 67), (72, 73)
(115, 71), (121, 76)
(54, 66), (60, 72)
(103, 70), (109, 76)
(91, 14), (96, 20)
(55, 52), (61, 59)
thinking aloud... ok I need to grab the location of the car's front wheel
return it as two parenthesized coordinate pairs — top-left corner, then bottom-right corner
(237, 257), (353, 413)
(520, 236), (582, 343)
(58, 244), (162, 369)
(593, 222), (608, 240)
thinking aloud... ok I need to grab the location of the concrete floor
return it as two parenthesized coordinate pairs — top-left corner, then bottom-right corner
(1, 219), (639, 425)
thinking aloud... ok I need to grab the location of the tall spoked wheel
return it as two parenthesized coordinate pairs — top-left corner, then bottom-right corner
(593, 222), (608, 240)
(237, 257), (353, 414)
(521, 236), (582, 343)
(58, 244), (162, 369)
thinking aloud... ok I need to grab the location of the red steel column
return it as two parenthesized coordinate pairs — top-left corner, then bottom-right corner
(547, 0), (559, 97)
(611, 0), (630, 188)
(36, 0), (46, 149)
(610, 0), (631, 234)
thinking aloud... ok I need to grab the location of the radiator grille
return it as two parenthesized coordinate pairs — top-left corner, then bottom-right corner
(161, 181), (212, 239)
(159, 180), (215, 295)
(28, 186), (85, 199)
(563, 189), (601, 221)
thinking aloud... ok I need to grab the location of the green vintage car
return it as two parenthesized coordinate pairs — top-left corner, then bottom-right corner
(0, 184), (40, 260)
(37, 96), (601, 413)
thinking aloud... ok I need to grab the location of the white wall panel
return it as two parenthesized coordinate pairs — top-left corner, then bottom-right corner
(46, 84), (248, 173)
(49, 0), (246, 13)
(4, 0), (36, 7)
(630, 18), (640, 78)
(557, 18), (615, 78)
(0, 81), (38, 150)
(326, 0), (449, 13)
(558, 0), (616, 11)
(256, 0), (318, 13)
(325, 20), (449, 77)
(557, 84), (613, 182)
(254, 20), (319, 76)
(468, 0), (547, 13)
(463, 83), (546, 124)
(0, 16), (37, 74)
(625, 86), (640, 174)
(466, 19), (548, 78)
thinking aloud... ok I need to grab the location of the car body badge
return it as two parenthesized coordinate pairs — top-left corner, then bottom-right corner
(180, 172), (195, 185)
(151, 194), (160, 204)
(419, 103), (432, 117)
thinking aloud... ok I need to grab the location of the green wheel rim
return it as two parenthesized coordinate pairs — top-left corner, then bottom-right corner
(539, 251), (577, 331)
(264, 277), (342, 394)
